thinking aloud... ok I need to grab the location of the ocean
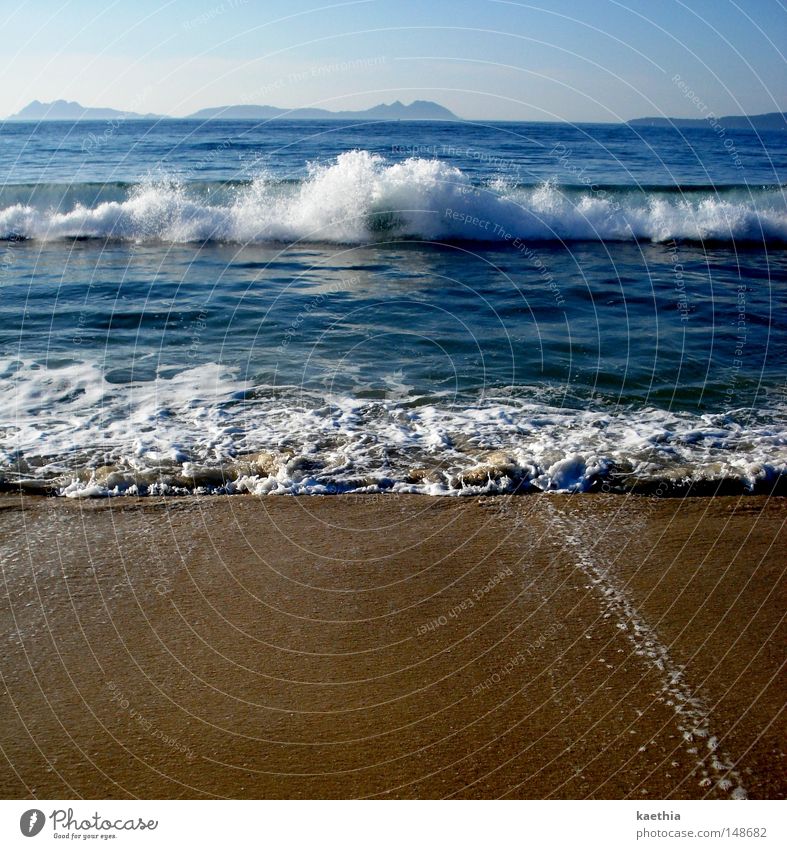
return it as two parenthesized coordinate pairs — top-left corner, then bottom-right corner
(0, 118), (785, 496)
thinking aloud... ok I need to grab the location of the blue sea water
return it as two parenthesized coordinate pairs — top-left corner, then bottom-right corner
(0, 118), (785, 495)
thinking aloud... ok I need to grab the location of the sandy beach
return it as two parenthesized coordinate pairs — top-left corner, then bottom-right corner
(0, 493), (784, 799)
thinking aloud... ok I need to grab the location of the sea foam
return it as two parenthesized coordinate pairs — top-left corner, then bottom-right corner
(1, 151), (785, 244)
(1, 357), (785, 496)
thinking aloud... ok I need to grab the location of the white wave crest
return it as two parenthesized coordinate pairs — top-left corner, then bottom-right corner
(2, 151), (785, 244)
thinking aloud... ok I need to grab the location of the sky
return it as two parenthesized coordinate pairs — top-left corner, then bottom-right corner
(1, 0), (785, 121)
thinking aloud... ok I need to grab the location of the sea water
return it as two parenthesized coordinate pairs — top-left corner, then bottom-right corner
(0, 119), (785, 495)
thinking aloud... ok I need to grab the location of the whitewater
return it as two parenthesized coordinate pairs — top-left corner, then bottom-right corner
(2, 358), (785, 497)
(1, 151), (786, 244)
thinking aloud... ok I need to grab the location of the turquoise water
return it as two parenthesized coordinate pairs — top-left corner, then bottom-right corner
(1, 119), (785, 494)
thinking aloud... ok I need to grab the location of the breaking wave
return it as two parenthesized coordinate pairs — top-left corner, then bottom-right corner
(2, 151), (786, 245)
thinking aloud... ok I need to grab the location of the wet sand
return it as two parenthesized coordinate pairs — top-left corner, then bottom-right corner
(0, 493), (784, 799)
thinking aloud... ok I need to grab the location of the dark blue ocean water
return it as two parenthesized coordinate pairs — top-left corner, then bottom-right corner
(1, 119), (785, 494)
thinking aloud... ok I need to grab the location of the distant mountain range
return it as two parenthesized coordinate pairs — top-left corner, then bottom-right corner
(628, 112), (786, 130)
(7, 99), (163, 121)
(5, 98), (460, 122)
(187, 99), (459, 120)
(8, 100), (785, 128)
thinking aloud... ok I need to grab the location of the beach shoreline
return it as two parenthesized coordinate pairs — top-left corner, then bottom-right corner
(1, 492), (784, 799)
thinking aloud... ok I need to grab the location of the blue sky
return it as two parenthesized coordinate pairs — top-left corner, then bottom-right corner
(2, 0), (785, 120)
